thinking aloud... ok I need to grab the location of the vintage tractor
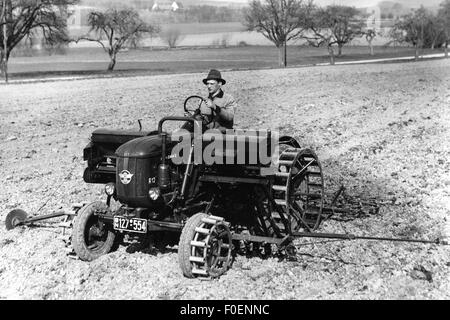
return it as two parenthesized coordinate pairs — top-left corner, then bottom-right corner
(74, 95), (326, 277)
(6, 96), (445, 278)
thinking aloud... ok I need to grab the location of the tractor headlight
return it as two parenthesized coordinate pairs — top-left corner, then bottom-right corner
(148, 187), (160, 200)
(105, 183), (116, 196)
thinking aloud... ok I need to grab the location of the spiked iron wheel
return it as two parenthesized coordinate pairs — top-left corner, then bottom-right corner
(178, 213), (232, 278)
(272, 148), (324, 231)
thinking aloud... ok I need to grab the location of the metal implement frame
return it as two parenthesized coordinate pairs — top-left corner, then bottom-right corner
(14, 211), (75, 227)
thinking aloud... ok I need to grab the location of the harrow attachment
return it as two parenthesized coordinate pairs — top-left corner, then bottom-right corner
(4, 204), (85, 231)
(4, 203), (87, 257)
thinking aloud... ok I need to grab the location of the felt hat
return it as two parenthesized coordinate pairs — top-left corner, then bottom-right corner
(202, 69), (226, 85)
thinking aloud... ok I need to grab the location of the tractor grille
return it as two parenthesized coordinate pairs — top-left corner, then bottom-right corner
(116, 155), (157, 207)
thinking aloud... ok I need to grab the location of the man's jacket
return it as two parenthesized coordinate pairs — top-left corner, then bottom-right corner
(207, 89), (237, 130)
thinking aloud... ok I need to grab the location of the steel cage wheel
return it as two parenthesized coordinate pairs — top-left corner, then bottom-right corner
(272, 148), (324, 232)
(291, 149), (324, 230)
(71, 201), (117, 261)
(178, 213), (232, 278)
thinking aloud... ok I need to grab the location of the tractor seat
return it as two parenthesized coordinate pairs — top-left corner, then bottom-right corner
(91, 128), (157, 145)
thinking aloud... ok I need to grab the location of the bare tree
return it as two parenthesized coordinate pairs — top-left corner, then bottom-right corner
(390, 6), (430, 61)
(244, 0), (313, 67)
(438, 0), (450, 57)
(0, 0), (76, 82)
(425, 14), (444, 50)
(77, 8), (159, 71)
(386, 27), (404, 48)
(1, 0), (8, 82)
(160, 26), (184, 49)
(364, 29), (380, 56)
(304, 5), (366, 64)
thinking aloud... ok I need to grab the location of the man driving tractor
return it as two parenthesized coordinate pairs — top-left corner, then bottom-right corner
(200, 69), (237, 131)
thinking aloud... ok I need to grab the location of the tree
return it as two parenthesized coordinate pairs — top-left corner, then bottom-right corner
(438, 0), (450, 57)
(160, 26), (183, 49)
(390, 6), (431, 61)
(304, 5), (365, 64)
(364, 29), (379, 56)
(425, 14), (443, 49)
(77, 8), (159, 71)
(244, 0), (313, 67)
(0, 0), (76, 83)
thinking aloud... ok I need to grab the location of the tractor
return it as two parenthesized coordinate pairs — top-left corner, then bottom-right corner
(6, 96), (446, 278)
(75, 95), (325, 278)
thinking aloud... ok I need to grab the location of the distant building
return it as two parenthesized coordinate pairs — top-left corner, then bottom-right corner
(366, 6), (381, 31)
(152, 1), (183, 12)
(67, 5), (97, 29)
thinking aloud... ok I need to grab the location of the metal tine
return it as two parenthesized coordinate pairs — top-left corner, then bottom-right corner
(208, 215), (224, 221)
(201, 217), (218, 225)
(191, 240), (207, 247)
(195, 227), (211, 234)
(192, 268), (208, 276)
(189, 256), (205, 263)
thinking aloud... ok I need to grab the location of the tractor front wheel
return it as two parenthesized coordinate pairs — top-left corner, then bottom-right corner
(71, 201), (117, 261)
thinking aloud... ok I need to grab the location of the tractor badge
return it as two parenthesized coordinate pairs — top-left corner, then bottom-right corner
(119, 170), (133, 185)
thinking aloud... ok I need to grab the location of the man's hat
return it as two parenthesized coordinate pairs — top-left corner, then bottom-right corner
(202, 69), (226, 85)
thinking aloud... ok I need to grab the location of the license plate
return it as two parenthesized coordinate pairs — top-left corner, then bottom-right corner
(113, 216), (147, 234)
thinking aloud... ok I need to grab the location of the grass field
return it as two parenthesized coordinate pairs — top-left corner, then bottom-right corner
(6, 45), (447, 80)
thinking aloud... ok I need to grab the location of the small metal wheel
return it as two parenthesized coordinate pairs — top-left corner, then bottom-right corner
(5, 209), (28, 230)
(71, 201), (117, 261)
(178, 213), (232, 278)
(285, 243), (297, 259)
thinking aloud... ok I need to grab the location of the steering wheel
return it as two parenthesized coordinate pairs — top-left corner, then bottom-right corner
(183, 95), (215, 125)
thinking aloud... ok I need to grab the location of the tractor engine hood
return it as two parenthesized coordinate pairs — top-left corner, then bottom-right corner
(114, 135), (175, 207)
(116, 135), (165, 159)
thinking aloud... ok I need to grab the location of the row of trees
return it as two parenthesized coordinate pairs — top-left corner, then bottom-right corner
(389, 4), (450, 60)
(1, 0), (450, 82)
(0, 2), (239, 79)
(0, 0), (161, 81)
(245, 0), (450, 67)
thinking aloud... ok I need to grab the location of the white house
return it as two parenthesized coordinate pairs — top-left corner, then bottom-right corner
(151, 1), (183, 12)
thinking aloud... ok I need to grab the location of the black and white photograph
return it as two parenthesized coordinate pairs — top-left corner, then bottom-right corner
(0, 0), (449, 304)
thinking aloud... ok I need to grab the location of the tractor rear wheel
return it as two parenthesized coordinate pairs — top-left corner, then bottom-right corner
(71, 201), (117, 261)
(178, 213), (232, 278)
(272, 148), (324, 231)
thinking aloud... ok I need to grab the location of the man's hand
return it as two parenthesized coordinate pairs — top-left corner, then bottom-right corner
(204, 98), (217, 112)
(199, 99), (212, 115)
(205, 99), (220, 113)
